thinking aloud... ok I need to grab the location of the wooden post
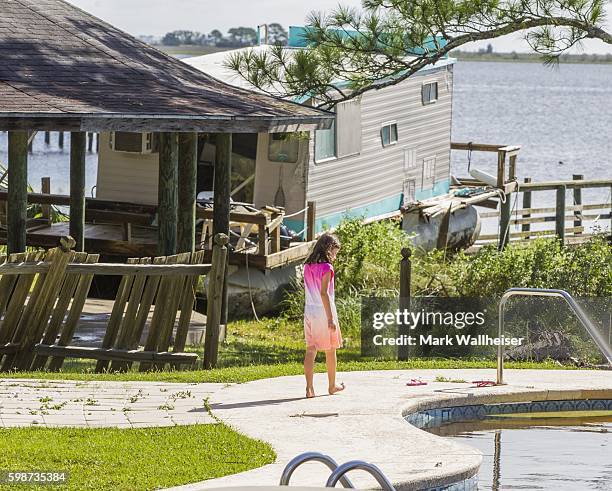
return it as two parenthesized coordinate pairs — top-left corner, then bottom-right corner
(7, 131), (28, 254)
(306, 200), (316, 241)
(213, 133), (232, 327)
(95, 133), (99, 153)
(44, 131), (50, 145)
(521, 177), (532, 236)
(177, 132), (198, 253)
(573, 174), (583, 234)
(87, 132), (94, 152)
(70, 132), (86, 252)
(158, 132), (179, 256)
(41, 177), (51, 224)
(496, 149), (506, 188)
(398, 247), (411, 361)
(498, 192), (511, 251)
(203, 233), (229, 369)
(508, 154), (517, 181)
(58, 132), (64, 149)
(556, 185), (566, 244)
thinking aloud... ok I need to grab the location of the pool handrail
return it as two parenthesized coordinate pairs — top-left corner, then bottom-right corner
(325, 461), (396, 491)
(497, 288), (612, 384)
(279, 451), (354, 488)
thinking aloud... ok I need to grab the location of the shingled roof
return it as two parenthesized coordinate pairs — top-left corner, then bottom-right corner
(0, 0), (332, 132)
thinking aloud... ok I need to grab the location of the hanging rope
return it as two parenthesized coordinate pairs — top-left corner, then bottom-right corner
(467, 141), (473, 172)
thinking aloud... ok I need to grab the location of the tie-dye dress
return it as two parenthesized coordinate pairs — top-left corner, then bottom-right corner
(303, 262), (343, 350)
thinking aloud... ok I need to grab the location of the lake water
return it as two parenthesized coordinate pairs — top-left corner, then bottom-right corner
(1, 60), (610, 221)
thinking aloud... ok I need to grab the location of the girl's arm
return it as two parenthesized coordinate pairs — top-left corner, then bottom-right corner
(320, 271), (336, 330)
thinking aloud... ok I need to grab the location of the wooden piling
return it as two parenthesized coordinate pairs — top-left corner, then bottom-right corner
(7, 131), (28, 254)
(41, 177), (51, 224)
(213, 133), (232, 327)
(158, 132), (178, 256)
(555, 185), (566, 244)
(44, 131), (50, 145)
(521, 177), (532, 236)
(203, 233), (229, 369)
(58, 132), (64, 149)
(573, 174), (583, 234)
(87, 132), (94, 152)
(306, 200), (316, 241)
(177, 132), (198, 253)
(398, 247), (412, 361)
(498, 192), (512, 251)
(70, 132), (86, 251)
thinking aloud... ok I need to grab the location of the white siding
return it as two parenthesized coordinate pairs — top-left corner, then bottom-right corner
(306, 65), (453, 219)
(96, 132), (159, 205)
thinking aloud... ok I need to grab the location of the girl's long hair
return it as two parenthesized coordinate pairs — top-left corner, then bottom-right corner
(304, 233), (341, 264)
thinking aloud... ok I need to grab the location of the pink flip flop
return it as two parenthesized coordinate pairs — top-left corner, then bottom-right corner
(407, 379), (428, 386)
(471, 380), (496, 388)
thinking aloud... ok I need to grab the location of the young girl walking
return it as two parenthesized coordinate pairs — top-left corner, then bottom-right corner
(303, 233), (345, 398)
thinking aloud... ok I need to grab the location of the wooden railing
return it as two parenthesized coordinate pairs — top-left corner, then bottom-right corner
(0, 184), (318, 268)
(474, 176), (611, 245)
(0, 236), (216, 372)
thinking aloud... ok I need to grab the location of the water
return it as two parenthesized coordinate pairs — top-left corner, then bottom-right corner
(429, 414), (612, 490)
(452, 61), (611, 232)
(1, 60), (610, 211)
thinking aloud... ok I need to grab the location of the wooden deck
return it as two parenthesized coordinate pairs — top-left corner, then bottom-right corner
(0, 221), (315, 269)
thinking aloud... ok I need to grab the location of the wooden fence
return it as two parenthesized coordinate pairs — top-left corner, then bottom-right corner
(0, 236), (215, 372)
(475, 176), (611, 247)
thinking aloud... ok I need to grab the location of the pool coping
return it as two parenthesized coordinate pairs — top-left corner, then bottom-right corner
(166, 369), (612, 491)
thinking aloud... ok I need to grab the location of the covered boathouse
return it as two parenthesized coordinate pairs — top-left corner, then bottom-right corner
(0, 0), (332, 267)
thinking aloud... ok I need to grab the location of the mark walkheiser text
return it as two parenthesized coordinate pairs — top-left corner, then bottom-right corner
(372, 334), (524, 346)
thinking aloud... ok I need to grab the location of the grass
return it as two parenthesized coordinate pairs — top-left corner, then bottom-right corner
(0, 423), (275, 491)
(0, 316), (573, 383)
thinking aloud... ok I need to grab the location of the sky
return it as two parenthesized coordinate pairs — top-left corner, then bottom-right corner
(66, 0), (612, 54)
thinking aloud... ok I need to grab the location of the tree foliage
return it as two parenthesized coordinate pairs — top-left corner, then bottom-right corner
(226, 0), (612, 108)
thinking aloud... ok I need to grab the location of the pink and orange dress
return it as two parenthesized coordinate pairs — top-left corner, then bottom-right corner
(303, 262), (343, 350)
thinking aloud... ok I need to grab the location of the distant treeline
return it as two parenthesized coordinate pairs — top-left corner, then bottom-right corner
(155, 24), (288, 48)
(451, 49), (612, 64)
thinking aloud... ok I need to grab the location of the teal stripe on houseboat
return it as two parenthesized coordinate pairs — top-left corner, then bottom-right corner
(416, 179), (450, 201)
(284, 179), (450, 237)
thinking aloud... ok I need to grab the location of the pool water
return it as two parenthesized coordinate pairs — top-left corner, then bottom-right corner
(428, 413), (612, 490)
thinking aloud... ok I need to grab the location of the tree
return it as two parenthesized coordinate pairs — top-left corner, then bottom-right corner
(486, 43), (494, 54)
(161, 30), (204, 46)
(226, 0), (612, 108)
(268, 23), (288, 45)
(209, 29), (224, 46)
(227, 27), (258, 46)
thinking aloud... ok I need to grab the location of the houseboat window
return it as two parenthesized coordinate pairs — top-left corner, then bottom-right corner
(381, 123), (398, 147)
(268, 132), (300, 163)
(336, 98), (362, 157)
(422, 82), (438, 105)
(314, 119), (337, 162)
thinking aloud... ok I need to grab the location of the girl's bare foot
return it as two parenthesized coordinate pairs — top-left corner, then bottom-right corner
(306, 387), (316, 398)
(328, 382), (345, 395)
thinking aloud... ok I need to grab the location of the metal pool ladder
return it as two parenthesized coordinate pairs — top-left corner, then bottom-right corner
(497, 288), (612, 385)
(279, 452), (396, 491)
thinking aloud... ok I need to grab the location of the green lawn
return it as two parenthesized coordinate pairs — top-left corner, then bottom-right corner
(0, 317), (575, 383)
(0, 424), (274, 491)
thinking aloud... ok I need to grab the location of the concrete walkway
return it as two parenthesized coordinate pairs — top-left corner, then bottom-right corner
(169, 368), (612, 491)
(1, 369), (610, 490)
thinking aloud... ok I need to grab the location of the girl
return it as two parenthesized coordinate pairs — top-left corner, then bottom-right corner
(303, 233), (345, 398)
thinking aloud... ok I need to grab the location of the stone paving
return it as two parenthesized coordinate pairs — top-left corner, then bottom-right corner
(0, 379), (221, 428)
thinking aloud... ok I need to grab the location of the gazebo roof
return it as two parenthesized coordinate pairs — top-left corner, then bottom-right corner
(0, 0), (332, 133)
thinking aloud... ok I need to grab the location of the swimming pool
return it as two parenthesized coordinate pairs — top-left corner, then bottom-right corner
(406, 399), (612, 490)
